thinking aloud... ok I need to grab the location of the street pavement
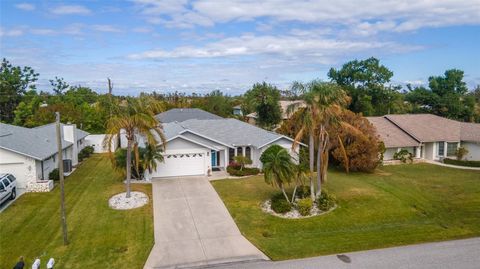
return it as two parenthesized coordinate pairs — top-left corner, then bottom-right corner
(200, 237), (480, 269)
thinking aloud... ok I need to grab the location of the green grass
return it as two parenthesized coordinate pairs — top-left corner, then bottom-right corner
(0, 155), (153, 268)
(212, 164), (480, 260)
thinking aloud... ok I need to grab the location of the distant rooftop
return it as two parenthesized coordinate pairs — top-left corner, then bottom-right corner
(156, 108), (223, 123)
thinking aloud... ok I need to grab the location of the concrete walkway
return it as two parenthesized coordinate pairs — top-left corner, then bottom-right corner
(425, 160), (480, 170)
(207, 237), (480, 269)
(144, 177), (268, 269)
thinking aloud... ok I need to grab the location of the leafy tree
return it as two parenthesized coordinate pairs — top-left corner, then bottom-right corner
(0, 58), (39, 123)
(260, 144), (284, 164)
(202, 90), (233, 117)
(328, 110), (382, 172)
(50, 76), (70, 95)
(405, 69), (475, 121)
(244, 82), (282, 129)
(104, 97), (166, 198)
(328, 57), (405, 115)
(262, 148), (295, 203)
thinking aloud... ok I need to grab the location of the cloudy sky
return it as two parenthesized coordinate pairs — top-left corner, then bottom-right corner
(1, 0), (479, 95)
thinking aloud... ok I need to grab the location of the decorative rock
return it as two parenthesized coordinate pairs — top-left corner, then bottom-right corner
(109, 191), (149, 210)
(261, 200), (336, 219)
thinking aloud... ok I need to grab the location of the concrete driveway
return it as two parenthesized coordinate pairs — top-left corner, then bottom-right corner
(144, 177), (268, 269)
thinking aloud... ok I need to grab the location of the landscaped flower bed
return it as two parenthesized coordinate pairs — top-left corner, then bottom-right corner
(262, 187), (336, 219)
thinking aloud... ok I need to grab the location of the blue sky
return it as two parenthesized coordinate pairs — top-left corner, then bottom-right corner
(1, 0), (479, 95)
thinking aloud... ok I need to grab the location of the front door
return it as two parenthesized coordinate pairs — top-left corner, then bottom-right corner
(211, 150), (217, 167)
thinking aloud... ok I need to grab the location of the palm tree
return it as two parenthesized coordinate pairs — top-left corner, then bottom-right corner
(290, 81), (350, 199)
(143, 143), (164, 176)
(104, 97), (166, 198)
(263, 148), (295, 203)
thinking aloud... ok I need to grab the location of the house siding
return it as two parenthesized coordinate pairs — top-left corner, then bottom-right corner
(462, 142), (480, 161)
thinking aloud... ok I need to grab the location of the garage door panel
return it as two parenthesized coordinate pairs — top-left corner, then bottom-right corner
(152, 152), (206, 178)
(0, 163), (28, 189)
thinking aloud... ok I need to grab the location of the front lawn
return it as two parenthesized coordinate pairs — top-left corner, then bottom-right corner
(212, 164), (480, 260)
(0, 155), (153, 268)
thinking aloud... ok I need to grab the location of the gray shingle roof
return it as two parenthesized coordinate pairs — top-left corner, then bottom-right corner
(156, 108), (223, 123)
(0, 123), (89, 160)
(161, 118), (290, 148)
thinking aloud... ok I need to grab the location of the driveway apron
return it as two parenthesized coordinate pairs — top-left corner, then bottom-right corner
(144, 177), (268, 269)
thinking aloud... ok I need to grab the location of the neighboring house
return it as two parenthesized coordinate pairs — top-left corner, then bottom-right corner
(246, 100), (305, 125)
(121, 108), (301, 179)
(233, 105), (243, 116)
(0, 123), (89, 192)
(85, 134), (119, 153)
(368, 114), (480, 161)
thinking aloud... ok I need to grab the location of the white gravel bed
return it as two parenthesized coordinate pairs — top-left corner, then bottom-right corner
(261, 200), (336, 219)
(109, 191), (149, 210)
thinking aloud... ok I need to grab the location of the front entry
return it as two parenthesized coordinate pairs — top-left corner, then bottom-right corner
(211, 150), (217, 167)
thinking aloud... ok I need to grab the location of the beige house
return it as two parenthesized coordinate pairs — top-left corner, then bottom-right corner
(368, 114), (480, 161)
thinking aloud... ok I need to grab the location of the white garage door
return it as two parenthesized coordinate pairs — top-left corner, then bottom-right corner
(0, 163), (28, 189)
(151, 152), (206, 178)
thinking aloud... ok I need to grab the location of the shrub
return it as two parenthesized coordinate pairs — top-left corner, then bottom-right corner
(260, 144), (284, 165)
(455, 147), (469, 161)
(271, 193), (292, 213)
(233, 156), (252, 170)
(444, 158), (480, 167)
(393, 149), (413, 163)
(227, 162), (259, 176)
(79, 146), (94, 159)
(49, 168), (60, 181)
(317, 190), (336, 211)
(297, 198), (313, 216)
(78, 153), (84, 162)
(295, 185), (311, 199)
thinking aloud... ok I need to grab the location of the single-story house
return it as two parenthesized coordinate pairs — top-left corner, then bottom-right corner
(0, 123), (89, 192)
(121, 108), (301, 179)
(368, 114), (480, 161)
(246, 100), (305, 125)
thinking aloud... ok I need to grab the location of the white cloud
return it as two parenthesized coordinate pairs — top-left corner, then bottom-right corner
(91, 25), (122, 33)
(132, 0), (480, 32)
(132, 26), (153, 33)
(0, 27), (24, 37)
(128, 34), (420, 59)
(30, 28), (57, 35)
(51, 5), (92, 15)
(15, 3), (35, 11)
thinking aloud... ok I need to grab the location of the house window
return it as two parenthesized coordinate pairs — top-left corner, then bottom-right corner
(447, 142), (458, 156)
(237, 147), (243, 156)
(245, 147), (251, 159)
(438, 142), (444, 156)
(229, 148), (235, 163)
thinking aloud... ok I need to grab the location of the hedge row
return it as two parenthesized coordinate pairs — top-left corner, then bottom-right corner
(443, 158), (480, 167)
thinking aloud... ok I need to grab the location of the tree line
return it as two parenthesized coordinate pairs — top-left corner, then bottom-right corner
(1, 57), (479, 135)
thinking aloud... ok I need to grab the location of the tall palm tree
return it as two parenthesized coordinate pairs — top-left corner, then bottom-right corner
(290, 81), (350, 199)
(263, 148), (295, 203)
(104, 97), (166, 198)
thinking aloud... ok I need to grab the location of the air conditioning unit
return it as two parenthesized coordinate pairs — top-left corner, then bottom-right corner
(63, 159), (73, 173)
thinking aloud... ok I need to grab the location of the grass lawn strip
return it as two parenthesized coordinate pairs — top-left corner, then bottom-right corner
(212, 163), (480, 260)
(0, 155), (153, 269)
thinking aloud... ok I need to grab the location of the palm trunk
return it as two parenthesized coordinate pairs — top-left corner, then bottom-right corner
(291, 184), (298, 203)
(280, 183), (290, 203)
(309, 133), (315, 202)
(126, 139), (132, 198)
(316, 129), (323, 198)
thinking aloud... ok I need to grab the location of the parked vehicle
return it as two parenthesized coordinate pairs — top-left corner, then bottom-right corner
(0, 173), (17, 204)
